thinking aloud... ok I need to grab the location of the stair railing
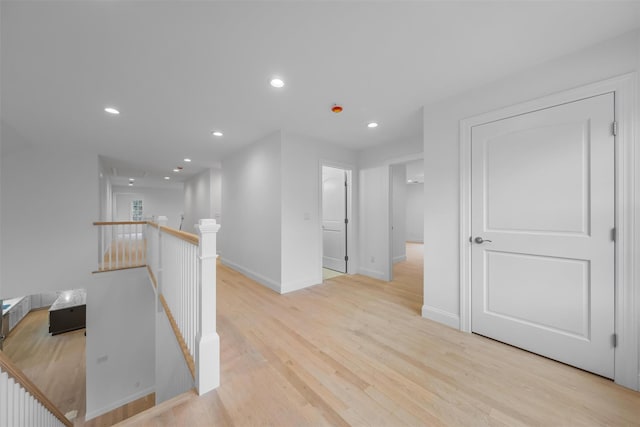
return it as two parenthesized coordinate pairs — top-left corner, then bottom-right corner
(146, 217), (221, 395)
(0, 350), (72, 427)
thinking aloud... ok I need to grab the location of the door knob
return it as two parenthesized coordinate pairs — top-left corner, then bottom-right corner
(474, 237), (492, 244)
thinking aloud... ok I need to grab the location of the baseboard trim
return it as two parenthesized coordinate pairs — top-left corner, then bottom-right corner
(281, 276), (322, 294)
(220, 258), (281, 293)
(358, 267), (386, 280)
(85, 386), (155, 421)
(393, 255), (407, 264)
(422, 305), (460, 329)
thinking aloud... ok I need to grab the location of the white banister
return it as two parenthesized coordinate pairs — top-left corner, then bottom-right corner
(93, 221), (147, 272)
(92, 217), (221, 396)
(195, 219), (221, 394)
(0, 352), (72, 427)
(144, 217), (220, 395)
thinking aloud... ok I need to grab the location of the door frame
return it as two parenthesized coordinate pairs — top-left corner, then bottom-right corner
(319, 161), (354, 274)
(459, 73), (638, 390)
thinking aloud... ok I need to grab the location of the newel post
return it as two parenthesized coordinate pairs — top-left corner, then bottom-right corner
(195, 218), (221, 394)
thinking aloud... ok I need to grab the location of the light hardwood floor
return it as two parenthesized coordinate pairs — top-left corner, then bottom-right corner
(3, 308), (154, 426)
(119, 242), (640, 426)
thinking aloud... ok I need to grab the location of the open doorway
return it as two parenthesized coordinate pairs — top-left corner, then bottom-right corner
(389, 160), (424, 300)
(321, 165), (353, 280)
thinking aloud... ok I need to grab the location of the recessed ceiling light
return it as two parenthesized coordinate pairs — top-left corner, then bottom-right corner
(173, 168), (180, 172)
(129, 178), (135, 182)
(128, 183), (133, 186)
(184, 158), (191, 162)
(104, 107), (120, 115)
(212, 131), (223, 137)
(164, 176), (170, 180)
(270, 78), (285, 88)
(367, 122), (378, 128)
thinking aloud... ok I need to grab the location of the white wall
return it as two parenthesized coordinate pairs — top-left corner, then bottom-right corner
(422, 29), (640, 328)
(183, 168), (221, 234)
(220, 131), (283, 290)
(358, 137), (422, 169)
(280, 132), (357, 292)
(113, 185), (184, 229)
(221, 131), (358, 293)
(406, 183), (424, 243)
(391, 164), (407, 263)
(1, 145), (98, 299)
(86, 268), (155, 419)
(98, 156), (113, 222)
(359, 166), (391, 280)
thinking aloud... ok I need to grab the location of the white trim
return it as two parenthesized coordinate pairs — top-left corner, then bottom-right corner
(393, 255), (407, 264)
(220, 258), (281, 294)
(459, 73), (638, 390)
(85, 386), (154, 421)
(422, 305), (460, 329)
(358, 267), (386, 280)
(281, 276), (323, 294)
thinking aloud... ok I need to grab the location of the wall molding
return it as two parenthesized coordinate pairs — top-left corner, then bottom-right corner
(393, 255), (407, 264)
(220, 258), (281, 294)
(358, 267), (386, 280)
(281, 276), (323, 294)
(85, 386), (154, 421)
(422, 305), (460, 329)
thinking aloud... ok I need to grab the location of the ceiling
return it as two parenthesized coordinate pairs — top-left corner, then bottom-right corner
(2, 1), (640, 187)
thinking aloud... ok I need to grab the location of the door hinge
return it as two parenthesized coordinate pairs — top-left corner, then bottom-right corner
(345, 218), (349, 224)
(611, 227), (616, 242)
(612, 333), (617, 348)
(612, 121), (617, 136)
(344, 255), (349, 261)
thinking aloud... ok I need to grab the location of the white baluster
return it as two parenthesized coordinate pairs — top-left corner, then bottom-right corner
(106, 225), (113, 268)
(1, 372), (8, 426)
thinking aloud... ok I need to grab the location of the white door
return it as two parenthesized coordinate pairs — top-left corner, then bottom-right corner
(471, 93), (615, 378)
(323, 166), (347, 273)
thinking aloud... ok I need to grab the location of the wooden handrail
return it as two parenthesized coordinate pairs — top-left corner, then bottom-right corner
(159, 295), (196, 380)
(93, 221), (147, 226)
(147, 221), (159, 229)
(159, 226), (199, 246)
(0, 350), (73, 427)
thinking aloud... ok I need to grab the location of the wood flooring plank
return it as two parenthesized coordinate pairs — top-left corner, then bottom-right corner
(7, 243), (640, 426)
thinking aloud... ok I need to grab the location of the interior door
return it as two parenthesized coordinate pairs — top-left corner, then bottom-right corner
(323, 166), (347, 273)
(471, 93), (615, 378)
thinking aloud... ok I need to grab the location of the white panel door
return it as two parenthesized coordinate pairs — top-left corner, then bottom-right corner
(471, 93), (615, 378)
(323, 166), (347, 273)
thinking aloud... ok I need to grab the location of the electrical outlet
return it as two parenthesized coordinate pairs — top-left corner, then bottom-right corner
(97, 355), (108, 364)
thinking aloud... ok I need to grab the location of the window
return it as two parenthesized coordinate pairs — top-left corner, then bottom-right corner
(131, 199), (143, 221)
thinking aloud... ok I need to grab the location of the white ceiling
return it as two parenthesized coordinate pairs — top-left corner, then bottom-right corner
(2, 1), (640, 186)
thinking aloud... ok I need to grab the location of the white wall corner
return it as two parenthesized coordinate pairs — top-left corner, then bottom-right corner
(358, 267), (387, 281)
(85, 386), (155, 421)
(421, 304), (460, 330)
(220, 258), (281, 293)
(280, 276), (322, 294)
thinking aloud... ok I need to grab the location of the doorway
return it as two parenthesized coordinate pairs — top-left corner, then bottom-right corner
(322, 165), (352, 277)
(389, 160), (424, 285)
